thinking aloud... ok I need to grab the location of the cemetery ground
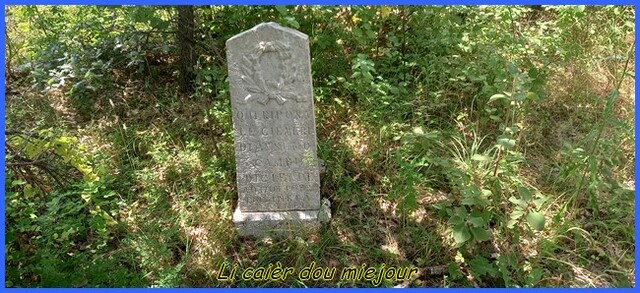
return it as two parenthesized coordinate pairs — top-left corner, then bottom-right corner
(4, 6), (636, 287)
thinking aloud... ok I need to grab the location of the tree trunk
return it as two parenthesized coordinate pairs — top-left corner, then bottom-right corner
(177, 5), (195, 94)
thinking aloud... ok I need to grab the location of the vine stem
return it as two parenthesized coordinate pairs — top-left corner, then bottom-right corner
(493, 70), (518, 177)
(568, 41), (635, 210)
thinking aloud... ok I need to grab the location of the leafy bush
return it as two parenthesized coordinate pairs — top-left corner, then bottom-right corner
(5, 5), (634, 288)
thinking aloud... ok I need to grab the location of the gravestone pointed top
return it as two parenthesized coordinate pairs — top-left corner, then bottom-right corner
(226, 22), (308, 47)
(226, 23), (329, 237)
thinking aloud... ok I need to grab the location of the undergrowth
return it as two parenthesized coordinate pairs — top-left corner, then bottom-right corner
(5, 5), (635, 287)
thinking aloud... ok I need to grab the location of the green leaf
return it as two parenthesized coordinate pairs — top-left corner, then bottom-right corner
(275, 5), (288, 16)
(455, 251), (465, 263)
(284, 16), (300, 29)
(363, 71), (373, 81)
(507, 62), (518, 75)
(517, 186), (532, 201)
(468, 216), (485, 227)
(471, 154), (491, 161)
(448, 215), (464, 225)
(452, 224), (471, 244)
(507, 208), (524, 228)
(526, 92), (540, 102)
(533, 198), (546, 208)
(508, 196), (527, 208)
(496, 254), (515, 285)
(447, 262), (463, 280)
(461, 196), (476, 206)
(488, 94), (508, 103)
(527, 267), (544, 286)
(470, 227), (490, 242)
(24, 184), (36, 198)
(468, 184), (482, 195)
(497, 136), (516, 149)
(403, 191), (418, 212)
(510, 208), (525, 220)
(469, 256), (497, 277)
(454, 207), (468, 218)
(11, 179), (27, 186)
(526, 211), (546, 231)
(505, 126), (519, 134)
(474, 197), (490, 207)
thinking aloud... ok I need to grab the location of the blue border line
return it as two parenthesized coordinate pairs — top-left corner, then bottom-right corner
(4, 288), (640, 291)
(2, 1), (637, 5)
(1, 3), (638, 290)
(1, 5), (6, 291)
(634, 4), (639, 292)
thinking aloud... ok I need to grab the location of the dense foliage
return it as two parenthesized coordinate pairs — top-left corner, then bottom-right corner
(5, 5), (635, 287)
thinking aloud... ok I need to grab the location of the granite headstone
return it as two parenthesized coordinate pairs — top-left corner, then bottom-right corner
(226, 22), (329, 237)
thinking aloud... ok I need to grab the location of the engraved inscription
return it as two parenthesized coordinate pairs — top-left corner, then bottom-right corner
(234, 110), (306, 120)
(236, 141), (313, 153)
(227, 22), (320, 213)
(239, 183), (320, 195)
(240, 171), (315, 184)
(236, 126), (313, 137)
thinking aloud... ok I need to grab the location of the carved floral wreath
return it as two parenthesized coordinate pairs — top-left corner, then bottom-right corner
(238, 41), (305, 105)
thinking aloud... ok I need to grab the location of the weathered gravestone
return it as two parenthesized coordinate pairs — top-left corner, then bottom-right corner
(226, 22), (330, 237)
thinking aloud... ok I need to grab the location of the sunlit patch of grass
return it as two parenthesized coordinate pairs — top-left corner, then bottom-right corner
(113, 122), (237, 286)
(537, 200), (635, 287)
(342, 119), (370, 158)
(6, 5), (635, 288)
(512, 33), (635, 287)
(180, 199), (234, 285)
(379, 227), (404, 259)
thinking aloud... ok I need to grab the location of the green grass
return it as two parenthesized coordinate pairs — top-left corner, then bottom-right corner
(4, 5), (635, 288)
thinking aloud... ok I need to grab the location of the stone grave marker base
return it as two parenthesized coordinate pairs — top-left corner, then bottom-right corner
(233, 209), (323, 237)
